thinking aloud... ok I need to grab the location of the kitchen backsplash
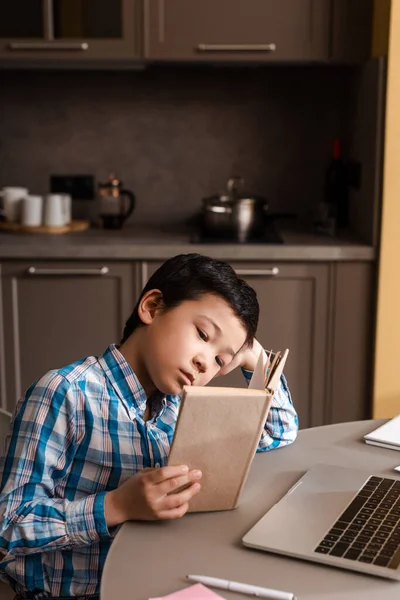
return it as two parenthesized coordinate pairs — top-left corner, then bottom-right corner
(0, 66), (355, 228)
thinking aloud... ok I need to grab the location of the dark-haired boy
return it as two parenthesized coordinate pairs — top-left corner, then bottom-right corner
(0, 253), (298, 599)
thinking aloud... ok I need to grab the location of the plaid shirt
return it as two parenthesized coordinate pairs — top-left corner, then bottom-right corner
(0, 344), (298, 597)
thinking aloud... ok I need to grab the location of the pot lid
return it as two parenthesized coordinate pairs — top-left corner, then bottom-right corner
(203, 177), (267, 206)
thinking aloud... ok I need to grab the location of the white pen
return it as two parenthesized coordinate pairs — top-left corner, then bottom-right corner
(186, 574), (296, 600)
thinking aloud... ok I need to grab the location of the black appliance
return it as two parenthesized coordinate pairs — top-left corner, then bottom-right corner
(190, 225), (283, 244)
(189, 214), (289, 244)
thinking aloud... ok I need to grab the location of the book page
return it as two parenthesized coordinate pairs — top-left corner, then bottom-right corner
(248, 348), (269, 390)
(249, 348), (289, 394)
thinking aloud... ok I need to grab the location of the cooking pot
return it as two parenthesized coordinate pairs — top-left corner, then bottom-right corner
(202, 177), (268, 242)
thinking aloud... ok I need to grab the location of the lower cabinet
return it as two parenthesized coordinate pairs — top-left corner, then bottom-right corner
(221, 263), (330, 429)
(0, 258), (375, 427)
(0, 261), (138, 414)
(327, 262), (375, 424)
(145, 260), (374, 429)
(145, 261), (330, 428)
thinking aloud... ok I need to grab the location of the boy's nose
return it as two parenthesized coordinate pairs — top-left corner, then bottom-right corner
(193, 355), (206, 374)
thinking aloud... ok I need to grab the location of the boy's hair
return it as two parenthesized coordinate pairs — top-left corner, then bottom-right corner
(120, 253), (259, 347)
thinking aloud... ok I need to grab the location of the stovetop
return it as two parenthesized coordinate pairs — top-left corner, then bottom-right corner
(190, 227), (283, 245)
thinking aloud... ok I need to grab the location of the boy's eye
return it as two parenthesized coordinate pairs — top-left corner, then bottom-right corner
(197, 328), (208, 341)
(215, 356), (224, 367)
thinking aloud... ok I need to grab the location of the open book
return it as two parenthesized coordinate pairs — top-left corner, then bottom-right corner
(167, 348), (289, 512)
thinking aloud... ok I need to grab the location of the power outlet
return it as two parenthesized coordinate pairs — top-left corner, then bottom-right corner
(50, 175), (95, 200)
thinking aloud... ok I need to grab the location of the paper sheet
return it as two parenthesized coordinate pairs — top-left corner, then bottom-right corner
(249, 347), (289, 394)
(149, 582), (224, 599)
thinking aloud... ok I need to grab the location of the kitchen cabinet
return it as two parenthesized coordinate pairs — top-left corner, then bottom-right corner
(229, 262), (374, 427)
(0, 258), (374, 427)
(331, 0), (374, 63)
(0, 0), (374, 67)
(144, 261), (330, 429)
(211, 262), (330, 430)
(0, 261), (138, 414)
(144, 0), (331, 63)
(144, 260), (374, 429)
(0, 265), (6, 415)
(326, 262), (375, 424)
(0, 0), (142, 64)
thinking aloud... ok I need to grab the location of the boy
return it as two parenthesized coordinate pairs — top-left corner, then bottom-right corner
(0, 253), (298, 600)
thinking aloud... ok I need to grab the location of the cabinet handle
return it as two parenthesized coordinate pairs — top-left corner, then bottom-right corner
(234, 268), (280, 277)
(26, 266), (109, 276)
(196, 43), (276, 53)
(8, 42), (89, 51)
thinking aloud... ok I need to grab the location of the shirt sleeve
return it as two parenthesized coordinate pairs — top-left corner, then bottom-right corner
(0, 372), (111, 557)
(242, 368), (299, 451)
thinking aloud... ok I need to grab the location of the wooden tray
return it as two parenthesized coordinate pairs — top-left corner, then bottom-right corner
(0, 219), (90, 234)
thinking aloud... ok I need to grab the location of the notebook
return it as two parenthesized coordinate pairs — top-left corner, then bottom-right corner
(364, 415), (400, 451)
(167, 348), (289, 512)
(150, 583), (223, 600)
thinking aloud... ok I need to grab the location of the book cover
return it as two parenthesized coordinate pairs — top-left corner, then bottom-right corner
(167, 349), (288, 512)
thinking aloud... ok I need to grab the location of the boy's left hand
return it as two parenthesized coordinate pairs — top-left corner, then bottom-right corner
(217, 338), (264, 377)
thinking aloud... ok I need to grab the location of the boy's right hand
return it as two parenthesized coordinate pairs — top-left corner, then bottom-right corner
(104, 465), (202, 527)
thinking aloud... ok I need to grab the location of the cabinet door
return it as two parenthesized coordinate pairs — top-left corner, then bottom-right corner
(144, 261), (329, 429)
(1, 261), (138, 413)
(144, 0), (330, 62)
(0, 0), (141, 63)
(0, 1), (44, 39)
(327, 263), (374, 423)
(0, 265), (7, 416)
(330, 0), (374, 62)
(222, 263), (329, 429)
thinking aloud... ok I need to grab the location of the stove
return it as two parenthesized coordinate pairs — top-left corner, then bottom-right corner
(190, 226), (283, 244)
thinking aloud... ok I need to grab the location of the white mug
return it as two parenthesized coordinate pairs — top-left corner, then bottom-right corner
(21, 195), (43, 227)
(60, 193), (72, 225)
(44, 194), (66, 227)
(0, 187), (28, 222)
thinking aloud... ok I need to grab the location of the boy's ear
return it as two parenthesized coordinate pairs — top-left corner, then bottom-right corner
(138, 289), (164, 325)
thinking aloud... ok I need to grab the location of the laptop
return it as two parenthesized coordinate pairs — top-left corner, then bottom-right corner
(242, 463), (400, 580)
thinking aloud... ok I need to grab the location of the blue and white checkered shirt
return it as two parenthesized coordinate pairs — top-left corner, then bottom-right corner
(0, 344), (298, 597)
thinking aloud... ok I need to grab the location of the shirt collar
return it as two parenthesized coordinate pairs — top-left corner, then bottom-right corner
(98, 344), (149, 414)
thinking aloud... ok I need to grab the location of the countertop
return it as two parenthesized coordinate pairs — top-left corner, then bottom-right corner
(0, 226), (375, 261)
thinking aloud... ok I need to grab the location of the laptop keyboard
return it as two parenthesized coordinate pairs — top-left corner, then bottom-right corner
(315, 476), (400, 569)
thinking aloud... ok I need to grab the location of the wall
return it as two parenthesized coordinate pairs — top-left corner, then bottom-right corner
(373, 0), (400, 417)
(0, 66), (354, 228)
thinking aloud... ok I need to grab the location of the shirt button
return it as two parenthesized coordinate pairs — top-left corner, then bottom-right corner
(155, 462), (160, 468)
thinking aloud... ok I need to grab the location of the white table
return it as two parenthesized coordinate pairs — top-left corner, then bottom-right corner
(101, 420), (400, 600)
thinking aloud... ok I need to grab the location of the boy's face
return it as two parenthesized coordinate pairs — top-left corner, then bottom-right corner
(140, 293), (247, 395)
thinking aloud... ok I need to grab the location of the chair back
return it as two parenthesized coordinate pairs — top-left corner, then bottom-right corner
(0, 410), (11, 455)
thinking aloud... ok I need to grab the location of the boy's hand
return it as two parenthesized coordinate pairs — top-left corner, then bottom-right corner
(218, 338), (264, 377)
(105, 465), (202, 527)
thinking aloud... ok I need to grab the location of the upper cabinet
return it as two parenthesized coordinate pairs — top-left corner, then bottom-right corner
(0, 0), (142, 64)
(144, 0), (331, 62)
(330, 0), (374, 62)
(0, 0), (374, 67)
